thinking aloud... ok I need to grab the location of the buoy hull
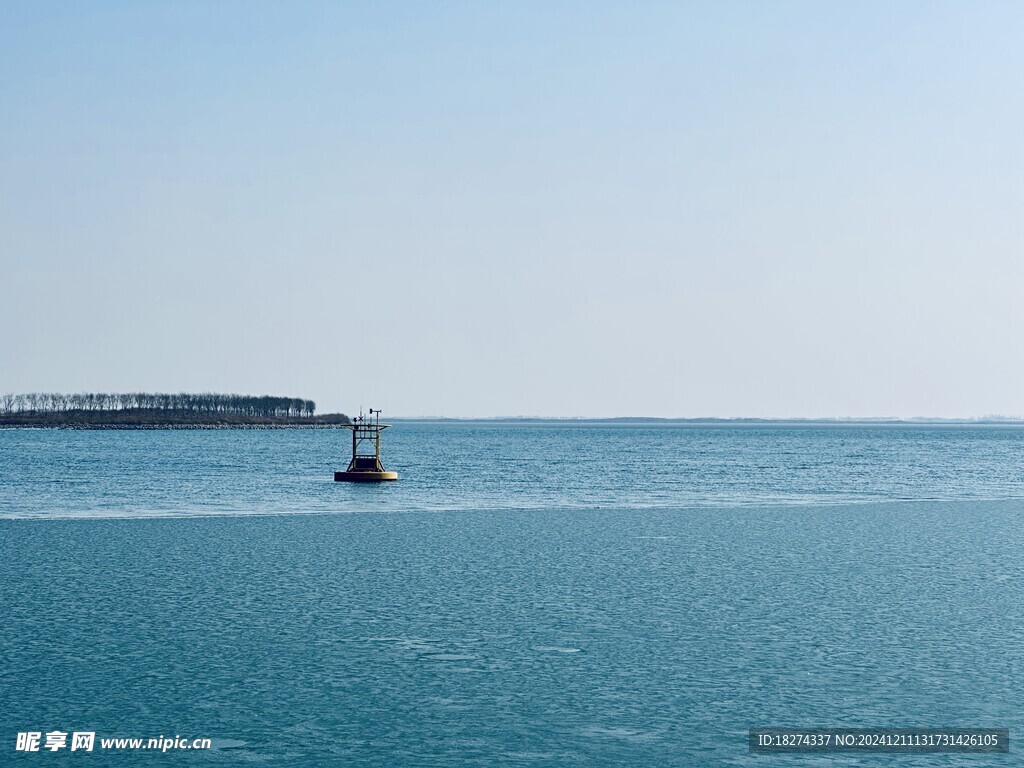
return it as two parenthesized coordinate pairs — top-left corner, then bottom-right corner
(334, 471), (398, 482)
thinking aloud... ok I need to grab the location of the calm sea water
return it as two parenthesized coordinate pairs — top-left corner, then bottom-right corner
(1, 424), (1022, 765)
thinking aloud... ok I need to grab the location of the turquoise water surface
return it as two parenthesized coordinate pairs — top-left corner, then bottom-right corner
(1, 424), (1022, 765)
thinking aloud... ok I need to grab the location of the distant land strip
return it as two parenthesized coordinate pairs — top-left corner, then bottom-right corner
(0, 392), (350, 429)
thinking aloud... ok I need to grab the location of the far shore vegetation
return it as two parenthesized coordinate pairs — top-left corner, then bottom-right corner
(0, 392), (350, 427)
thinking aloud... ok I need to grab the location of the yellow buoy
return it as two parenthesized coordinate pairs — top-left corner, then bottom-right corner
(334, 408), (398, 482)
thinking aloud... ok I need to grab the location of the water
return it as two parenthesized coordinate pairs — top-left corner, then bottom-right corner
(4, 423), (1024, 518)
(1, 424), (1022, 765)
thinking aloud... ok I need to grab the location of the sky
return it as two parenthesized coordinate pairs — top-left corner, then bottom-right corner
(1, 1), (1021, 418)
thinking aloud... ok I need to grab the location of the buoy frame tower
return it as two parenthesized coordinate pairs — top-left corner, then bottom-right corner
(334, 408), (398, 482)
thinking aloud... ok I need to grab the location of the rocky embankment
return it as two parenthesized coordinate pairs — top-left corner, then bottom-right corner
(0, 413), (351, 429)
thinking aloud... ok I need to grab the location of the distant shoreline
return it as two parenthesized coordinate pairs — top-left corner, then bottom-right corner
(388, 417), (1024, 426)
(0, 411), (351, 430)
(0, 393), (346, 429)
(6, 414), (1024, 430)
(0, 423), (350, 430)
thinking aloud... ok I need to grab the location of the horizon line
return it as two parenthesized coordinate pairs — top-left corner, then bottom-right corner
(385, 415), (1024, 423)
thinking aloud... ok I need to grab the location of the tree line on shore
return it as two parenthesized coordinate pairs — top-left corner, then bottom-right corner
(1, 392), (317, 419)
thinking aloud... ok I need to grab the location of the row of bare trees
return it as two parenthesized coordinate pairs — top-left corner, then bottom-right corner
(1, 392), (316, 419)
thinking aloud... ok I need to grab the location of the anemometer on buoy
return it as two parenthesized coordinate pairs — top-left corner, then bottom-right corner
(334, 408), (398, 482)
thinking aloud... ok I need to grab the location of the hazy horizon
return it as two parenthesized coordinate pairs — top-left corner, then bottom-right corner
(386, 413), (1024, 421)
(4, 387), (1024, 422)
(3, 2), (1021, 418)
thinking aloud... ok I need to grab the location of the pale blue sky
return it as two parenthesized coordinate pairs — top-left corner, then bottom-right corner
(2, 2), (1021, 417)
